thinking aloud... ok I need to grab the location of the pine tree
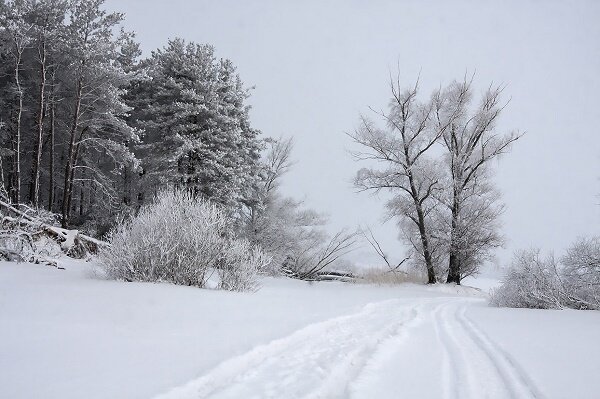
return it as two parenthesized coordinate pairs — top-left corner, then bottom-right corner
(126, 39), (261, 212)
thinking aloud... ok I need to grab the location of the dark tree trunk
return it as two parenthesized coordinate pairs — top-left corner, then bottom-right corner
(11, 46), (24, 205)
(62, 78), (83, 227)
(47, 90), (56, 211)
(408, 171), (437, 284)
(446, 193), (461, 284)
(416, 206), (437, 284)
(79, 177), (85, 216)
(447, 253), (461, 284)
(30, 36), (47, 207)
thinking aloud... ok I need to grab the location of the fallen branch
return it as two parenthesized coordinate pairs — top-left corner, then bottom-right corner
(362, 226), (410, 274)
(1, 199), (109, 258)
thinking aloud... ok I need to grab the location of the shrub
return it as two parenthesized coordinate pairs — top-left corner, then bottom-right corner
(100, 189), (268, 291)
(218, 240), (269, 291)
(490, 249), (564, 309)
(561, 236), (600, 310)
(491, 238), (600, 310)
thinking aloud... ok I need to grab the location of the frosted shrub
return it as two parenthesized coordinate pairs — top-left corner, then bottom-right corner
(491, 239), (600, 310)
(561, 237), (600, 310)
(219, 240), (270, 292)
(100, 189), (267, 291)
(490, 249), (564, 309)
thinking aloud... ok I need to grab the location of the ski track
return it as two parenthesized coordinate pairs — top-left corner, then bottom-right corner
(154, 298), (542, 399)
(433, 303), (460, 399)
(154, 299), (422, 399)
(457, 306), (545, 399)
(435, 300), (543, 399)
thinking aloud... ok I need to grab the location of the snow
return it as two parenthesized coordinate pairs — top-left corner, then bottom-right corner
(468, 304), (600, 399)
(60, 229), (78, 252)
(1, 259), (599, 399)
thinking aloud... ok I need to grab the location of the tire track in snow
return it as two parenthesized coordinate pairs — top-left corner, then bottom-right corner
(306, 303), (424, 399)
(433, 302), (460, 399)
(436, 300), (541, 399)
(457, 306), (545, 399)
(153, 300), (422, 399)
(347, 301), (445, 399)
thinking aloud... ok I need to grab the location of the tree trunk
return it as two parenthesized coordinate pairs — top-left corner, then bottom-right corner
(407, 171), (437, 284)
(48, 87), (56, 211)
(30, 36), (47, 207)
(416, 206), (437, 284)
(79, 170), (85, 216)
(446, 193), (461, 284)
(11, 45), (24, 205)
(62, 78), (83, 227)
(0, 156), (5, 191)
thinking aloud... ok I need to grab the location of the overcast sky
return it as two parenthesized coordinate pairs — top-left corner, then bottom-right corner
(107, 0), (600, 267)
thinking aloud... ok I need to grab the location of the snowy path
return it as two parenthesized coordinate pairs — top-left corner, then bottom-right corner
(432, 301), (542, 399)
(154, 300), (423, 399)
(154, 298), (542, 399)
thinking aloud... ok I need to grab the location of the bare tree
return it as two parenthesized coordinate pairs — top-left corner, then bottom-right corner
(350, 78), (451, 283)
(246, 137), (294, 239)
(262, 136), (294, 196)
(434, 77), (521, 284)
(244, 137), (296, 267)
(248, 137), (358, 279)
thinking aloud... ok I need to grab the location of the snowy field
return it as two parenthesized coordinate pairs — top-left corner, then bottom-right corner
(1, 260), (599, 399)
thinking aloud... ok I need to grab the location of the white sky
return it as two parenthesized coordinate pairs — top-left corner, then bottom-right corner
(108, 0), (600, 267)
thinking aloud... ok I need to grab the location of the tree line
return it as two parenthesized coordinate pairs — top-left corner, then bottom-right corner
(0, 0), (520, 284)
(0, 0), (357, 281)
(0, 0), (261, 231)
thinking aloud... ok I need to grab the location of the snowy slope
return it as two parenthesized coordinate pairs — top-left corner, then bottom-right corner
(1, 260), (599, 399)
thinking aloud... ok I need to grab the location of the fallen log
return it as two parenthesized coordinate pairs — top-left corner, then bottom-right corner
(0, 199), (109, 258)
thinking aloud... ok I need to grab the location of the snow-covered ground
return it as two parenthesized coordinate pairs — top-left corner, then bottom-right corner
(1, 260), (599, 399)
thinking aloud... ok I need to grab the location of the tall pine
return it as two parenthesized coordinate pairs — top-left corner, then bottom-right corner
(126, 39), (261, 213)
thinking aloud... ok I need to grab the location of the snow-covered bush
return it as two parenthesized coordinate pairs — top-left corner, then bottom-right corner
(561, 237), (600, 310)
(218, 240), (269, 291)
(490, 249), (564, 309)
(491, 238), (600, 310)
(100, 189), (268, 291)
